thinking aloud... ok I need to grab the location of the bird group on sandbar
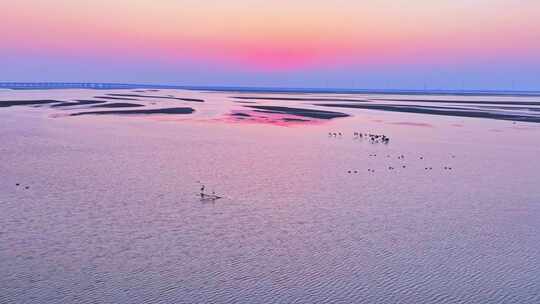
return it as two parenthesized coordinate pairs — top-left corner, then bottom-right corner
(328, 131), (391, 145)
(354, 132), (390, 144)
(325, 131), (456, 175)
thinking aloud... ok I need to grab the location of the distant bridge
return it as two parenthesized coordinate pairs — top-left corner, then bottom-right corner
(0, 82), (168, 90)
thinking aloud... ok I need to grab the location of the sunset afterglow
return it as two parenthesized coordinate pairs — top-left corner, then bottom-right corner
(2, 1), (539, 89)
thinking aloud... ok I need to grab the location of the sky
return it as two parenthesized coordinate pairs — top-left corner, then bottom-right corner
(1, 0), (540, 90)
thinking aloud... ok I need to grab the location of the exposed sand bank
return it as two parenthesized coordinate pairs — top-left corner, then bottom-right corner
(315, 103), (540, 123)
(234, 96), (368, 103)
(0, 100), (61, 107)
(245, 105), (350, 119)
(107, 94), (204, 102)
(70, 107), (195, 116)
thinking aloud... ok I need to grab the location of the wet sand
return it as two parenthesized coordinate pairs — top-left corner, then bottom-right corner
(88, 103), (145, 108)
(95, 96), (140, 101)
(2, 89), (540, 124)
(476, 106), (540, 112)
(0, 99), (61, 107)
(246, 105), (350, 119)
(315, 103), (540, 123)
(373, 98), (540, 106)
(230, 112), (251, 117)
(70, 107), (195, 116)
(234, 96), (368, 102)
(107, 94), (205, 102)
(52, 100), (108, 107)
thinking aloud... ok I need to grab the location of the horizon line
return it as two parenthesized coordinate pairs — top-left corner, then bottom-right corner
(1, 82), (540, 96)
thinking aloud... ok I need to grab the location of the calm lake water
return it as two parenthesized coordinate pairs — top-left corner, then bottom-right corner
(1, 89), (540, 303)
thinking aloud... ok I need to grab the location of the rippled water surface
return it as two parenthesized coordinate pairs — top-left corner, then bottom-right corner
(1, 89), (540, 303)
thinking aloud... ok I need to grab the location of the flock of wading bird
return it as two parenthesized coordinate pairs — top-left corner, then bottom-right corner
(329, 132), (390, 144)
(328, 131), (456, 174)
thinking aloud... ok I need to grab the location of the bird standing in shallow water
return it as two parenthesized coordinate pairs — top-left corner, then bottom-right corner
(200, 184), (205, 198)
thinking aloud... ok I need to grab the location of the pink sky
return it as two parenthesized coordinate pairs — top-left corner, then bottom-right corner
(2, 1), (540, 89)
